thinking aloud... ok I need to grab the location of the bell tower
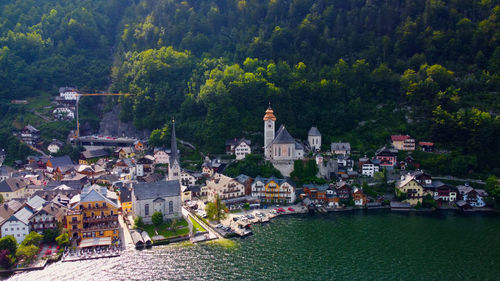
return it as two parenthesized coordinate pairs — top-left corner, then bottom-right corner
(263, 103), (276, 159)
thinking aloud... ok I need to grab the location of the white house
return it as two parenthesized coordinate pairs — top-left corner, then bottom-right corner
(308, 127), (321, 151)
(361, 159), (380, 177)
(48, 140), (64, 154)
(59, 87), (78, 100)
(53, 107), (75, 120)
(331, 142), (351, 155)
(132, 180), (182, 224)
(225, 138), (252, 160)
(181, 170), (197, 187)
(1, 207), (33, 243)
(206, 173), (245, 202)
(154, 150), (169, 164)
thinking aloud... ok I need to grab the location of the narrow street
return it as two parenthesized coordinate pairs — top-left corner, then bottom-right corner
(118, 214), (134, 250)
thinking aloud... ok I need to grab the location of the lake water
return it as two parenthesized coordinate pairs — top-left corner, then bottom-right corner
(9, 211), (500, 280)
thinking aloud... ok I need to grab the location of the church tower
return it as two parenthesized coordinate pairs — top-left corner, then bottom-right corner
(263, 104), (276, 159)
(168, 119), (180, 182)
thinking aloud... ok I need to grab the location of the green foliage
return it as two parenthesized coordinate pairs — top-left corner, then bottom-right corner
(205, 194), (227, 222)
(21, 232), (43, 247)
(152, 211), (163, 227)
(134, 216), (145, 229)
(0, 236), (17, 254)
(422, 195), (438, 209)
(42, 228), (61, 243)
(0, 194), (3, 204)
(290, 160), (323, 186)
(224, 154), (282, 178)
(55, 233), (69, 247)
(15, 244), (38, 262)
(243, 202), (250, 211)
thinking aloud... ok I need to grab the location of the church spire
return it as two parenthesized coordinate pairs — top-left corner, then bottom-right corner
(170, 118), (178, 166)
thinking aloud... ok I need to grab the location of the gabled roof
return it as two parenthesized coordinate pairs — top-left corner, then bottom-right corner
(271, 125), (295, 144)
(0, 178), (28, 192)
(82, 149), (109, 159)
(133, 180), (180, 200)
(23, 124), (39, 133)
(235, 174), (251, 184)
(303, 183), (329, 191)
(32, 203), (66, 219)
(77, 188), (118, 208)
(391, 135), (411, 142)
(308, 127), (321, 136)
(331, 142), (351, 151)
(295, 141), (304, 150)
(26, 195), (46, 211)
(9, 207), (34, 225)
(253, 176), (296, 187)
(48, 155), (73, 168)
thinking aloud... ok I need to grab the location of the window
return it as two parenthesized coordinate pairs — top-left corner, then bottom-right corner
(145, 204), (149, 216)
(110, 210), (114, 216)
(103, 203), (107, 208)
(169, 201), (174, 213)
(95, 203), (99, 208)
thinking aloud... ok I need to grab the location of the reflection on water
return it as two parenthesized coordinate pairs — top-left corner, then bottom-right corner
(10, 212), (500, 281)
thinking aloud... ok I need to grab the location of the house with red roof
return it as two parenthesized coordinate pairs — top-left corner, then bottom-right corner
(391, 135), (415, 151)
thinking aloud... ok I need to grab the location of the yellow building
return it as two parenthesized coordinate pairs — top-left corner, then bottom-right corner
(0, 178), (29, 199)
(66, 185), (120, 246)
(395, 175), (424, 206)
(119, 186), (133, 214)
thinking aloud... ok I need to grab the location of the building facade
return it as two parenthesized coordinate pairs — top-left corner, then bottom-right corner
(132, 180), (182, 223)
(251, 177), (296, 204)
(206, 173), (245, 202)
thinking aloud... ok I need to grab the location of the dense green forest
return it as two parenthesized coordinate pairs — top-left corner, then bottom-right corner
(0, 0), (499, 175)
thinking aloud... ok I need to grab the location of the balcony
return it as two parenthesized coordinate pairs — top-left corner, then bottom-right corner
(81, 205), (109, 210)
(83, 223), (119, 232)
(69, 220), (81, 224)
(83, 215), (118, 223)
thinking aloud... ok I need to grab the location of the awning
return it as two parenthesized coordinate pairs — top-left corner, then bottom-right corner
(79, 237), (112, 248)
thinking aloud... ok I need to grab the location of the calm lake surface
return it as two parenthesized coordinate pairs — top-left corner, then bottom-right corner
(9, 211), (500, 281)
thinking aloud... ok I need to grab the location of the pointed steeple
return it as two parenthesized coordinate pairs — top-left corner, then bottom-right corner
(170, 119), (178, 166)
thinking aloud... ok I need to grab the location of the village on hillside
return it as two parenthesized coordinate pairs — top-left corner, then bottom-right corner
(0, 92), (497, 272)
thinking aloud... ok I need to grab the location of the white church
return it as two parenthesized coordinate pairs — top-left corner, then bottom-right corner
(264, 105), (305, 161)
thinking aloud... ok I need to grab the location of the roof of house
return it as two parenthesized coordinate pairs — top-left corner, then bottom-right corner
(0, 177), (29, 192)
(23, 124), (39, 133)
(254, 176), (296, 187)
(133, 180), (180, 200)
(77, 186), (117, 208)
(8, 207), (34, 225)
(295, 141), (304, 150)
(82, 149), (109, 159)
(375, 146), (398, 156)
(142, 173), (163, 183)
(271, 125), (295, 144)
(26, 195), (46, 211)
(308, 127), (321, 136)
(120, 187), (132, 203)
(396, 174), (422, 189)
(48, 155), (73, 168)
(225, 138), (251, 147)
(235, 174), (251, 184)
(391, 135), (411, 142)
(331, 142), (351, 151)
(186, 185), (201, 193)
(0, 166), (15, 177)
(303, 183), (329, 191)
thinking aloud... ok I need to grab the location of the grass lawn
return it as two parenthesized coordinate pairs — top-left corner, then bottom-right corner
(230, 209), (242, 214)
(189, 217), (206, 233)
(142, 218), (190, 239)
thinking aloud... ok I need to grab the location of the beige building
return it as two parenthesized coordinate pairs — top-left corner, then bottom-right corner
(395, 174), (424, 206)
(391, 135), (415, 151)
(0, 178), (29, 200)
(206, 173), (245, 202)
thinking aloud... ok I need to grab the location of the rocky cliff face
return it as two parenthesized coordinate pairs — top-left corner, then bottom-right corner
(98, 105), (151, 139)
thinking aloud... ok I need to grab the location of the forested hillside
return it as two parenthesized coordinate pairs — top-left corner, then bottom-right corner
(0, 0), (499, 175)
